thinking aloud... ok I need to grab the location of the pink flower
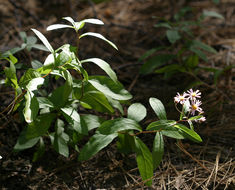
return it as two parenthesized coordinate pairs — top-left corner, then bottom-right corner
(190, 100), (203, 115)
(197, 116), (206, 123)
(174, 92), (188, 104)
(186, 89), (201, 100)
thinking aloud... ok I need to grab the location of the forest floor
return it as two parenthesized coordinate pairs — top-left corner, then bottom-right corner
(0, 0), (235, 189)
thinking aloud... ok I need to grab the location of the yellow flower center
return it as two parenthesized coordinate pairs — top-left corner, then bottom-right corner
(180, 96), (184, 101)
(192, 104), (197, 110)
(192, 92), (196, 97)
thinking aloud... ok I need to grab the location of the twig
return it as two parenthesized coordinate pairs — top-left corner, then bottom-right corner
(176, 140), (210, 172)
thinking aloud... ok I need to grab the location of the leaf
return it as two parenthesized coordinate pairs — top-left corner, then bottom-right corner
(62, 17), (76, 27)
(19, 69), (41, 88)
(80, 18), (104, 25)
(161, 128), (185, 139)
(31, 29), (54, 53)
(23, 92), (39, 123)
(81, 58), (117, 83)
(154, 23), (172, 29)
(31, 60), (43, 69)
(166, 30), (181, 44)
(190, 47), (208, 62)
(155, 64), (186, 74)
(127, 103), (147, 122)
(73, 82), (115, 113)
(192, 40), (217, 54)
(152, 132), (164, 170)
(26, 77), (44, 92)
(134, 137), (153, 186)
(14, 129), (40, 151)
(80, 114), (105, 135)
(47, 24), (73, 31)
(174, 124), (202, 142)
(146, 120), (176, 131)
(140, 54), (175, 74)
(202, 10), (224, 19)
(61, 107), (80, 123)
(78, 133), (118, 161)
(117, 133), (135, 154)
(81, 91), (115, 113)
(88, 76), (132, 101)
(149, 97), (167, 120)
(53, 133), (69, 157)
(28, 44), (50, 52)
(79, 32), (118, 50)
(98, 118), (142, 135)
(74, 18), (104, 30)
(32, 137), (45, 162)
(26, 114), (56, 139)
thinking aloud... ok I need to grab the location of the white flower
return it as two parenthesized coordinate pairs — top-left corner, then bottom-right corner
(197, 116), (206, 123)
(0, 155), (2, 159)
(174, 92), (188, 104)
(190, 100), (203, 115)
(186, 89), (201, 100)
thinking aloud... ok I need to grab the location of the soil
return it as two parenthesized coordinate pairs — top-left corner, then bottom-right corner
(0, 0), (235, 189)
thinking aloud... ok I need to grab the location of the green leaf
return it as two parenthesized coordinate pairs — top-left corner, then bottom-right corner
(32, 137), (45, 162)
(47, 24), (73, 31)
(23, 92), (39, 123)
(53, 133), (69, 157)
(82, 91), (115, 113)
(117, 133), (135, 154)
(14, 129), (40, 151)
(188, 115), (203, 121)
(174, 124), (202, 142)
(166, 30), (181, 44)
(31, 60), (43, 69)
(161, 129), (185, 139)
(61, 107), (80, 123)
(9, 54), (18, 64)
(63, 17), (75, 26)
(26, 77), (44, 92)
(190, 47), (208, 62)
(202, 10), (224, 19)
(127, 103), (147, 122)
(26, 114), (56, 139)
(81, 58), (117, 83)
(80, 114), (105, 134)
(149, 97), (167, 120)
(19, 69), (41, 88)
(31, 29), (54, 53)
(73, 81), (115, 113)
(185, 54), (199, 69)
(140, 54), (175, 74)
(29, 44), (49, 52)
(98, 118), (142, 135)
(146, 120), (176, 131)
(154, 23), (172, 29)
(192, 40), (217, 54)
(152, 132), (164, 170)
(88, 76), (132, 101)
(134, 137), (153, 186)
(78, 133), (118, 161)
(79, 32), (118, 50)
(155, 64), (186, 74)
(106, 96), (124, 115)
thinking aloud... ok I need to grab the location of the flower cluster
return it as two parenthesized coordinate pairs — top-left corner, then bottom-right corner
(174, 89), (206, 122)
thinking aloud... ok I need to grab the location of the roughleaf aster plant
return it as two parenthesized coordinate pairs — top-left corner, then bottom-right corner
(175, 89), (206, 122)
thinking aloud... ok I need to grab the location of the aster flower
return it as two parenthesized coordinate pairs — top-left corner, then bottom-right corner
(174, 92), (188, 104)
(186, 89), (201, 100)
(196, 116), (206, 123)
(190, 100), (203, 115)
